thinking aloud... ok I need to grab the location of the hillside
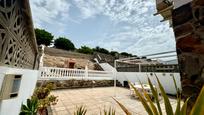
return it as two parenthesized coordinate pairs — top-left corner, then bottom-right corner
(43, 47), (103, 70)
(44, 47), (93, 60)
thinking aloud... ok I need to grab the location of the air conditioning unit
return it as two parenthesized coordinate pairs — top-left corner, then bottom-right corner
(0, 74), (22, 100)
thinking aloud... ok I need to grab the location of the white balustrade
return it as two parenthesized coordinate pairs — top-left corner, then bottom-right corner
(39, 67), (114, 80)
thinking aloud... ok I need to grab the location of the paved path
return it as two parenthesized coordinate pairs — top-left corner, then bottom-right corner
(51, 87), (177, 115)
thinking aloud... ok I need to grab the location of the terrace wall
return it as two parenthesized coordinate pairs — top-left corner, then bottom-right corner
(0, 67), (38, 115)
(116, 72), (181, 95)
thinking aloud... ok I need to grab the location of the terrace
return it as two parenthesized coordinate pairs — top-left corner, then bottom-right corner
(0, 0), (204, 115)
(50, 87), (178, 115)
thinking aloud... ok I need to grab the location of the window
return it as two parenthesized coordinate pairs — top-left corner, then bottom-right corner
(0, 74), (22, 100)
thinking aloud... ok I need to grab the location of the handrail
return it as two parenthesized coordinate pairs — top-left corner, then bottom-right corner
(39, 67), (114, 80)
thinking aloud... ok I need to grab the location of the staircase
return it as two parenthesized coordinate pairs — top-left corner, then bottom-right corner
(93, 53), (116, 72)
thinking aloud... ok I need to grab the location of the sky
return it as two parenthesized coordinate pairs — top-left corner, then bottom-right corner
(30, 0), (176, 57)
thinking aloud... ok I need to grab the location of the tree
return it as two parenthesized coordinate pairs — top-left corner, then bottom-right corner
(141, 56), (147, 59)
(110, 51), (119, 56)
(77, 46), (93, 54)
(120, 52), (133, 57)
(54, 37), (75, 51)
(35, 28), (54, 46)
(93, 46), (109, 54)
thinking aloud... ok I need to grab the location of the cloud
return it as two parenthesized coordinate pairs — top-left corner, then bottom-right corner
(76, 0), (176, 55)
(73, 0), (155, 24)
(86, 21), (176, 55)
(30, 0), (70, 28)
(73, 0), (106, 19)
(30, 0), (177, 57)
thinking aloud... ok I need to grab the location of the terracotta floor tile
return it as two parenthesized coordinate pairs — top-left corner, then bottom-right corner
(50, 87), (178, 115)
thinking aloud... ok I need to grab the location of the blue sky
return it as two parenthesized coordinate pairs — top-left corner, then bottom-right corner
(30, 0), (176, 56)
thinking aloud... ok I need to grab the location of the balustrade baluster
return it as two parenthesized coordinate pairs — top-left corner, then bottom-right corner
(39, 67), (113, 80)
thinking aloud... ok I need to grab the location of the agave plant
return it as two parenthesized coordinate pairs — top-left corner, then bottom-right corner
(19, 98), (38, 115)
(73, 106), (117, 115)
(71, 74), (203, 115)
(74, 106), (87, 115)
(114, 73), (204, 115)
(101, 107), (116, 115)
(20, 83), (58, 115)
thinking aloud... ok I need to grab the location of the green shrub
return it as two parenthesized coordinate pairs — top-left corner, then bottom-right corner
(20, 83), (58, 115)
(77, 46), (93, 54)
(120, 52), (132, 57)
(54, 37), (75, 51)
(93, 46), (109, 54)
(35, 28), (54, 46)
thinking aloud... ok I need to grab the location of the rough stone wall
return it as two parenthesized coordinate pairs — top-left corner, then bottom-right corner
(43, 54), (96, 70)
(45, 47), (93, 60)
(37, 80), (122, 89)
(172, 0), (204, 109)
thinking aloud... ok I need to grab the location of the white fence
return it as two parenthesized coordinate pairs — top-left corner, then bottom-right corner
(38, 67), (181, 95)
(39, 67), (114, 80)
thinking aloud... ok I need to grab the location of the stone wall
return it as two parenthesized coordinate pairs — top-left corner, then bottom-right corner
(43, 47), (104, 70)
(172, 0), (204, 109)
(43, 54), (96, 70)
(45, 47), (93, 60)
(37, 80), (122, 89)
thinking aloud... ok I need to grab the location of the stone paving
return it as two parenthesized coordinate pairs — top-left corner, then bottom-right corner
(50, 87), (178, 115)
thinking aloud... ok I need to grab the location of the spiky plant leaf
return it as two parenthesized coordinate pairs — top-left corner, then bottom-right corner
(181, 97), (190, 115)
(148, 78), (162, 115)
(175, 94), (181, 115)
(102, 107), (116, 115)
(154, 74), (173, 115)
(74, 106), (87, 115)
(190, 86), (204, 115)
(172, 75), (179, 95)
(171, 75), (181, 115)
(138, 80), (159, 115)
(112, 98), (132, 115)
(129, 82), (154, 115)
(20, 98), (38, 115)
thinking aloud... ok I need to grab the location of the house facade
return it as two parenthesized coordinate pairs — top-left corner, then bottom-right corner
(0, 0), (39, 114)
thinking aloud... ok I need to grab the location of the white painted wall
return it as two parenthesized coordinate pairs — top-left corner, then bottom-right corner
(0, 66), (38, 115)
(116, 72), (181, 95)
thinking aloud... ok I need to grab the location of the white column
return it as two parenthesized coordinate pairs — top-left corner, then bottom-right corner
(139, 64), (141, 72)
(39, 45), (45, 68)
(85, 65), (88, 78)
